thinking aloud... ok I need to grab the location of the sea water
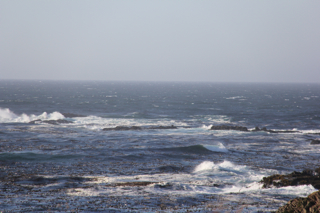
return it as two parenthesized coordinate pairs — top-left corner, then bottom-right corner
(0, 80), (319, 212)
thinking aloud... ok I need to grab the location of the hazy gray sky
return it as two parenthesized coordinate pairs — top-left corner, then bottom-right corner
(1, 1), (320, 82)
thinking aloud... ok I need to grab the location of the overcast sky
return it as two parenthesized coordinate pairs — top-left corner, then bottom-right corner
(1, 1), (319, 83)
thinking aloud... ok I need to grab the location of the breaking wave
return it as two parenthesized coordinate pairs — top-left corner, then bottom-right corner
(0, 108), (65, 123)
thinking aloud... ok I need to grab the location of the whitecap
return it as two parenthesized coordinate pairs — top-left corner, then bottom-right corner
(203, 142), (228, 153)
(0, 108), (65, 123)
(193, 161), (215, 173)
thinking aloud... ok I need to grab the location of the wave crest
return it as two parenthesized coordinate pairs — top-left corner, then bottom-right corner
(0, 108), (65, 123)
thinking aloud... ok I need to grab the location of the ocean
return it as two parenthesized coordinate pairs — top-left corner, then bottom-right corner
(0, 80), (319, 212)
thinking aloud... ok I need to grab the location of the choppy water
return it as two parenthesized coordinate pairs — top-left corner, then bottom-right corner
(0, 80), (320, 212)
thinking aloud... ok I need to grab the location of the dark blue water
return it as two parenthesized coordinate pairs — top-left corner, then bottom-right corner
(0, 80), (319, 212)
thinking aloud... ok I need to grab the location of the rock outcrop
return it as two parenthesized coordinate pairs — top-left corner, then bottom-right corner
(210, 125), (248, 131)
(102, 126), (142, 131)
(29, 119), (73, 125)
(276, 190), (320, 213)
(261, 168), (320, 190)
(148, 125), (177, 130)
(102, 125), (177, 131)
(310, 139), (320, 145)
(209, 125), (300, 133)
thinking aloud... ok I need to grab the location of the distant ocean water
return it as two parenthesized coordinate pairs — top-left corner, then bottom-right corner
(0, 80), (319, 212)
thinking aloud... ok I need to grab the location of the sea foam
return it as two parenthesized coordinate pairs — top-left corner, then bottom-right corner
(0, 108), (65, 123)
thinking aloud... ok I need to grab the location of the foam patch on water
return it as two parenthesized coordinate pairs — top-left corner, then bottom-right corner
(300, 129), (320, 134)
(71, 116), (188, 130)
(193, 161), (215, 173)
(263, 184), (317, 197)
(0, 108), (65, 123)
(193, 160), (248, 173)
(225, 96), (245, 100)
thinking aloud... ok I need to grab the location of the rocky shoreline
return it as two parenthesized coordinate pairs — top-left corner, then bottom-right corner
(261, 166), (320, 212)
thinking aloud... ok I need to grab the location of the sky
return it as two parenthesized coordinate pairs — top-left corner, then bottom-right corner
(1, 0), (320, 83)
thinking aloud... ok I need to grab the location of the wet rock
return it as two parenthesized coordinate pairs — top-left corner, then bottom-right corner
(29, 119), (73, 125)
(210, 125), (248, 131)
(102, 125), (177, 131)
(109, 181), (157, 187)
(261, 168), (320, 190)
(154, 183), (173, 189)
(102, 126), (142, 131)
(251, 127), (261, 131)
(29, 119), (42, 124)
(252, 126), (300, 133)
(148, 125), (177, 130)
(276, 190), (320, 213)
(310, 139), (320, 145)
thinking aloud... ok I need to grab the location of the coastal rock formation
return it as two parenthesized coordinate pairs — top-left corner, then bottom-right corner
(102, 125), (177, 131)
(148, 125), (177, 130)
(209, 125), (300, 133)
(102, 126), (142, 131)
(276, 190), (320, 213)
(210, 125), (248, 131)
(310, 139), (320, 145)
(29, 119), (73, 125)
(252, 126), (299, 133)
(261, 168), (320, 190)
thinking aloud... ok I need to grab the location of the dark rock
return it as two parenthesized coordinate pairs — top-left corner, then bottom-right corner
(276, 190), (320, 213)
(154, 183), (173, 189)
(310, 139), (320, 145)
(29, 119), (73, 125)
(253, 126), (300, 133)
(252, 127), (261, 131)
(102, 126), (142, 131)
(210, 125), (248, 131)
(261, 168), (320, 190)
(108, 182), (157, 187)
(29, 119), (42, 124)
(102, 125), (177, 131)
(148, 125), (177, 130)
(315, 167), (320, 175)
(42, 119), (73, 125)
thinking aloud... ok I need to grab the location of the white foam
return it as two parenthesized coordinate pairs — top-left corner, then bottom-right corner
(263, 184), (316, 197)
(0, 108), (65, 123)
(300, 129), (320, 134)
(193, 161), (215, 173)
(201, 124), (212, 130)
(71, 116), (188, 131)
(203, 142), (228, 153)
(225, 96), (245, 100)
(193, 160), (247, 173)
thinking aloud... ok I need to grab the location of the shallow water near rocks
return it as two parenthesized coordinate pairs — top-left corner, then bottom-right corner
(0, 81), (320, 212)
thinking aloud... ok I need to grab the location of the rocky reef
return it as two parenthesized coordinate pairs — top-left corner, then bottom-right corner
(275, 190), (320, 213)
(261, 167), (320, 190)
(210, 125), (248, 131)
(310, 139), (320, 145)
(29, 119), (73, 125)
(261, 167), (320, 212)
(209, 125), (300, 133)
(102, 125), (177, 131)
